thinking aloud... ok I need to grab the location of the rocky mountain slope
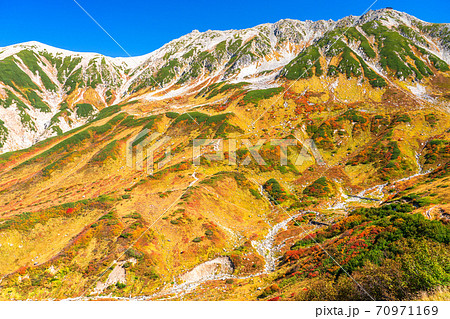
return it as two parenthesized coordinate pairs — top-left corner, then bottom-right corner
(0, 8), (449, 301)
(1, 8), (449, 153)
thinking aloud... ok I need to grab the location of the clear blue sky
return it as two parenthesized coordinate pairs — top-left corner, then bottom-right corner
(1, 0), (449, 57)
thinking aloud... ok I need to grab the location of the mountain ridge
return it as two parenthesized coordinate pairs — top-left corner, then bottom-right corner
(0, 8), (449, 154)
(2, 9), (448, 61)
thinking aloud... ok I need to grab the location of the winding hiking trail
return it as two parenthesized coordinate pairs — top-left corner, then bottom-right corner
(64, 157), (437, 301)
(58, 134), (438, 301)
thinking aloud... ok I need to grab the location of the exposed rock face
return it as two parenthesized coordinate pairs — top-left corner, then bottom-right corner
(93, 259), (136, 295)
(178, 256), (234, 284)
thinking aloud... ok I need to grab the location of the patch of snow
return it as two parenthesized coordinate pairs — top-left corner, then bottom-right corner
(407, 83), (427, 97)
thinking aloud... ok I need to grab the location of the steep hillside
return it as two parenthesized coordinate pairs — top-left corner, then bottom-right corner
(0, 8), (449, 301)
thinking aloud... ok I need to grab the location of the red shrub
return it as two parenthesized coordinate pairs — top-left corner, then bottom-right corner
(286, 250), (301, 261)
(268, 296), (280, 301)
(17, 266), (28, 275)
